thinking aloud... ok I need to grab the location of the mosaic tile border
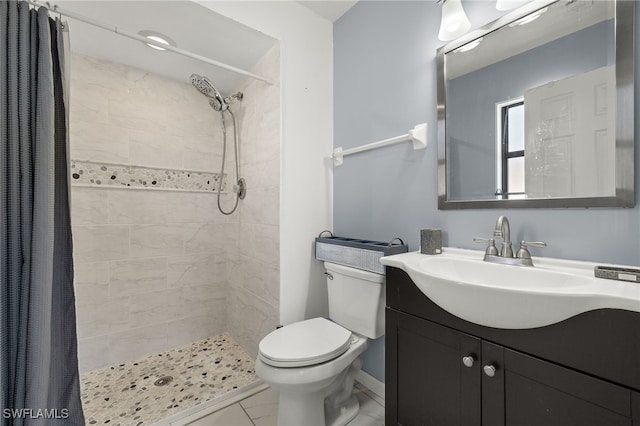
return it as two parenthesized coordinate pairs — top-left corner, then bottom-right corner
(70, 160), (226, 193)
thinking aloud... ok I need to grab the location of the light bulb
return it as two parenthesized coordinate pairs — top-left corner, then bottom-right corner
(438, 0), (472, 41)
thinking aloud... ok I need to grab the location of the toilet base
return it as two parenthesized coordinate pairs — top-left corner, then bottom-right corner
(278, 389), (326, 426)
(324, 356), (362, 426)
(275, 391), (358, 426)
(326, 394), (359, 426)
(270, 356), (364, 426)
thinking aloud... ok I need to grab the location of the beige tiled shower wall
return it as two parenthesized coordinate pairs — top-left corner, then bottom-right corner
(227, 45), (281, 358)
(69, 53), (241, 373)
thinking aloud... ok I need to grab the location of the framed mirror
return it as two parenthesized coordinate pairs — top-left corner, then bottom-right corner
(437, 0), (634, 209)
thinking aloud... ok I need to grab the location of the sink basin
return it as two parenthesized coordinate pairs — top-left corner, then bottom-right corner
(380, 248), (640, 329)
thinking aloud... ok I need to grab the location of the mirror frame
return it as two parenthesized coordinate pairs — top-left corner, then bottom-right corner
(437, 0), (635, 209)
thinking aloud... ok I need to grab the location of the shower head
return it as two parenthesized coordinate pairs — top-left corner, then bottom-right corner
(190, 73), (227, 111)
(189, 73), (219, 99)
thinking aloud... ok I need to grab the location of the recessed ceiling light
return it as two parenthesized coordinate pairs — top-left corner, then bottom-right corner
(137, 30), (175, 51)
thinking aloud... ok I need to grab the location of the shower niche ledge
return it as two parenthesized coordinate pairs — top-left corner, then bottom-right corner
(70, 160), (227, 193)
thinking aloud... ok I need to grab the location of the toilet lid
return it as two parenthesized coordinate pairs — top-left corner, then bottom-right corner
(259, 318), (352, 368)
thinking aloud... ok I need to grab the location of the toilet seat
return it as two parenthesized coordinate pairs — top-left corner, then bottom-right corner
(259, 317), (353, 368)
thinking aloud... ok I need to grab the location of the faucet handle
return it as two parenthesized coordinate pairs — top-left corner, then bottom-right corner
(473, 237), (491, 243)
(517, 241), (547, 259)
(473, 237), (499, 256)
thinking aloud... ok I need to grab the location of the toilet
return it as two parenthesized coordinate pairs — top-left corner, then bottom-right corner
(255, 261), (385, 426)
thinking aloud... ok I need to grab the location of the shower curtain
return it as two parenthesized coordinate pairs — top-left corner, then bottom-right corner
(0, 2), (85, 425)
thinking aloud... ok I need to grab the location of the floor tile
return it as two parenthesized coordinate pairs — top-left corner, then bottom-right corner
(187, 403), (254, 426)
(240, 388), (279, 425)
(355, 383), (385, 408)
(193, 383), (385, 426)
(347, 390), (385, 426)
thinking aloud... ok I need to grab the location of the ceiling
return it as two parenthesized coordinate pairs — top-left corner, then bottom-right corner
(297, 0), (358, 22)
(57, 1), (277, 94)
(56, 0), (358, 93)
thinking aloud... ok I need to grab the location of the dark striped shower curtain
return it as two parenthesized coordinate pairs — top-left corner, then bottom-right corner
(0, 2), (85, 424)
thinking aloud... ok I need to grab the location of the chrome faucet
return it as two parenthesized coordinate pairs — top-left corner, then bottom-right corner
(493, 215), (513, 258)
(474, 215), (547, 267)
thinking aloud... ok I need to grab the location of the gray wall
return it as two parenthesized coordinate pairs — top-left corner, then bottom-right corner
(334, 1), (640, 383)
(448, 20), (614, 200)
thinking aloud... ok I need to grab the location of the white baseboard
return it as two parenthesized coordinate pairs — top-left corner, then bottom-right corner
(355, 370), (385, 401)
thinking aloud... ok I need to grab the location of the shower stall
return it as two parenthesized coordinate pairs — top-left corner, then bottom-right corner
(62, 1), (281, 423)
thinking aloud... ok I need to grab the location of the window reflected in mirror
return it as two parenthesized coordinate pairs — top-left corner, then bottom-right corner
(496, 99), (525, 199)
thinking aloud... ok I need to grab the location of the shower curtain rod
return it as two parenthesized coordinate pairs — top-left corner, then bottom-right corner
(24, 0), (274, 85)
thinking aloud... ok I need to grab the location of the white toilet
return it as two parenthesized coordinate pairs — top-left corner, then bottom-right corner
(255, 261), (385, 426)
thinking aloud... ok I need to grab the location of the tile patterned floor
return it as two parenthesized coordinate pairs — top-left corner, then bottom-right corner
(182, 384), (385, 426)
(80, 333), (259, 425)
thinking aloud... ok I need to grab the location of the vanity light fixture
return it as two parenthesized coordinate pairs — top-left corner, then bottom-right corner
(137, 30), (175, 51)
(438, 0), (472, 41)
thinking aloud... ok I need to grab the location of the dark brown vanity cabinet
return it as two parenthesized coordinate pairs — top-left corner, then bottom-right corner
(385, 266), (640, 426)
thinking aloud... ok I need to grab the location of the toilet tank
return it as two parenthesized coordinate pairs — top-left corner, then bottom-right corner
(324, 262), (385, 339)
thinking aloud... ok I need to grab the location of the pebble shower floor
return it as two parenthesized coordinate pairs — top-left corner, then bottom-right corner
(80, 333), (259, 425)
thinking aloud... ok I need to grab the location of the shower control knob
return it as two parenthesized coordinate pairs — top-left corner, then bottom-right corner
(483, 364), (497, 377)
(462, 355), (475, 368)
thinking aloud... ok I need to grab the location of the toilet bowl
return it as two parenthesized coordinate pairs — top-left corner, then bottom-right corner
(255, 262), (385, 426)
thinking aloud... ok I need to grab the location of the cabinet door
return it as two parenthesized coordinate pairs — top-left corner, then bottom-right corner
(386, 308), (481, 426)
(482, 343), (633, 426)
(481, 341), (505, 426)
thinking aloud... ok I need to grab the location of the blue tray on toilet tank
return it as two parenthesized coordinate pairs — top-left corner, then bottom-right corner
(314, 234), (408, 275)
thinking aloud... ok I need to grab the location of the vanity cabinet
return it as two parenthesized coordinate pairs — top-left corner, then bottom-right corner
(385, 266), (640, 426)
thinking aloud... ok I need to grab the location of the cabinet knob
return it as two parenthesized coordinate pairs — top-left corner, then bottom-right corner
(462, 355), (475, 368)
(483, 364), (497, 377)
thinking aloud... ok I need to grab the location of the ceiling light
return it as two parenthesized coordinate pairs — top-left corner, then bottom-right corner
(438, 0), (472, 41)
(496, 0), (530, 11)
(145, 36), (169, 51)
(137, 30), (175, 51)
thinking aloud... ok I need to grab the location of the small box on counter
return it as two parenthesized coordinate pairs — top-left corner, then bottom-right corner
(421, 229), (442, 255)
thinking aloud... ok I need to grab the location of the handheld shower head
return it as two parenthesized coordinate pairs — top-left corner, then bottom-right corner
(190, 73), (227, 111)
(189, 73), (217, 98)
